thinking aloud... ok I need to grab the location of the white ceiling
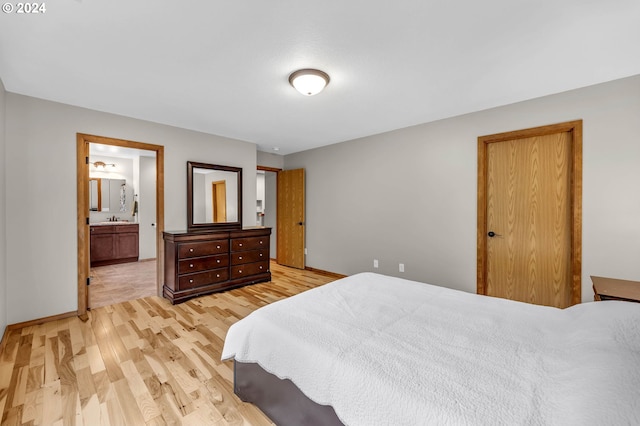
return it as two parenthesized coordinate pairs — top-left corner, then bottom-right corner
(1, 1), (639, 155)
(90, 143), (156, 160)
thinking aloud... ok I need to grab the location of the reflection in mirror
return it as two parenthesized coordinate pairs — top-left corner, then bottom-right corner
(89, 178), (101, 211)
(88, 178), (128, 212)
(192, 168), (239, 223)
(187, 162), (242, 231)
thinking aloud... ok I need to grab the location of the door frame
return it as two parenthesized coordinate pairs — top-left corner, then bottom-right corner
(76, 133), (165, 318)
(477, 120), (582, 305)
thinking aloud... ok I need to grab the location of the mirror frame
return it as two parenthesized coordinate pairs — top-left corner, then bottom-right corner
(187, 161), (243, 232)
(89, 178), (102, 211)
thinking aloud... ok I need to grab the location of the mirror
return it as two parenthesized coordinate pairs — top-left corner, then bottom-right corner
(187, 161), (242, 231)
(89, 178), (128, 212)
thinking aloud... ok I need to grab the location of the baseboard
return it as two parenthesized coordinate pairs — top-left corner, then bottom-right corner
(304, 266), (347, 279)
(271, 257), (346, 280)
(6, 310), (78, 333)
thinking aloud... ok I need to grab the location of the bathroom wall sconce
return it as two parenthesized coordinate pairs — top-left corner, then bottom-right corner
(289, 69), (330, 96)
(91, 161), (116, 170)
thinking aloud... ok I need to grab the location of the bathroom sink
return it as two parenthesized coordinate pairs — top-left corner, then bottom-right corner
(94, 221), (132, 225)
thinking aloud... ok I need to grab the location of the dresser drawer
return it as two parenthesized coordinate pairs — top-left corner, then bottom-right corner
(230, 248), (269, 265)
(231, 236), (269, 252)
(178, 254), (228, 274)
(178, 240), (229, 258)
(178, 268), (229, 290)
(231, 261), (270, 279)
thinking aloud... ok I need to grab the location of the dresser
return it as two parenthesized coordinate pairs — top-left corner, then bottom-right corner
(163, 227), (271, 304)
(591, 276), (640, 303)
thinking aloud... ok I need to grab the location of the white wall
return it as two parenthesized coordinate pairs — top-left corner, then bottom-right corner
(192, 172), (206, 223)
(264, 171), (277, 256)
(257, 151), (284, 170)
(256, 152), (283, 255)
(4, 93), (257, 324)
(285, 75), (640, 302)
(138, 156), (157, 260)
(0, 78), (7, 338)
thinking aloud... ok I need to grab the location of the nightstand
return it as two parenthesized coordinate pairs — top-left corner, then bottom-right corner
(591, 276), (640, 303)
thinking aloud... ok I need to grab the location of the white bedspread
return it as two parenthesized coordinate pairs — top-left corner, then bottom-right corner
(221, 273), (640, 425)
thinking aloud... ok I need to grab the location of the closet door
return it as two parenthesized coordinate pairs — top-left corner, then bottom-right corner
(477, 121), (582, 308)
(277, 169), (305, 269)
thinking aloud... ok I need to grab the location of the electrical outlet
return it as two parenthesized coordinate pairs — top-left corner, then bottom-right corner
(373, 259), (379, 268)
(399, 263), (405, 272)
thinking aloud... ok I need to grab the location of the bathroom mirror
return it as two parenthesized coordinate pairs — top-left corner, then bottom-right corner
(187, 161), (242, 231)
(89, 178), (127, 212)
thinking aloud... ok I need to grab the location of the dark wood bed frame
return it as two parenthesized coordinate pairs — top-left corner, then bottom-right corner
(234, 361), (344, 426)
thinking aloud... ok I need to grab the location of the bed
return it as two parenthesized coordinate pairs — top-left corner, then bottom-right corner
(221, 272), (640, 425)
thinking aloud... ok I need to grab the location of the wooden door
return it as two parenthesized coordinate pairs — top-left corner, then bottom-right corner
(211, 180), (227, 222)
(477, 121), (582, 308)
(277, 169), (305, 269)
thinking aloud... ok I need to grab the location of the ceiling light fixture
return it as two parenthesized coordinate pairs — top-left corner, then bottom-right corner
(289, 69), (330, 96)
(91, 161), (116, 170)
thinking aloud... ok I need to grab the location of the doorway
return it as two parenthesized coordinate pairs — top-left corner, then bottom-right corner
(77, 133), (164, 318)
(256, 166), (306, 269)
(257, 166), (280, 260)
(477, 120), (582, 308)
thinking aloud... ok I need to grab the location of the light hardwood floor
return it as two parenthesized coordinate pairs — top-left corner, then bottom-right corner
(0, 262), (343, 425)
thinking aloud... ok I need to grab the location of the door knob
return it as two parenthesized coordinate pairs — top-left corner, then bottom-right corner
(488, 231), (501, 238)
(298, 222), (304, 226)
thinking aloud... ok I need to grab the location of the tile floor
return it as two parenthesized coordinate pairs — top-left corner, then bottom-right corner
(89, 259), (158, 308)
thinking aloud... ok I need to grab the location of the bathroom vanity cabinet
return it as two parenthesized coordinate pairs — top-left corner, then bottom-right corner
(90, 223), (139, 267)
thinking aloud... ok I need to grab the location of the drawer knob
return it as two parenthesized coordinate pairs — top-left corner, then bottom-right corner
(260, 240), (263, 244)
(217, 259), (221, 263)
(189, 248), (194, 252)
(217, 245), (221, 249)
(259, 253), (263, 257)
(216, 274), (220, 278)
(239, 256), (243, 260)
(189, 264), (194, 268)
(239, 270), (242, 273)
(189, 279), (194, 283)
(259, 266), (263, 270)
(239, 243), (243, 247)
